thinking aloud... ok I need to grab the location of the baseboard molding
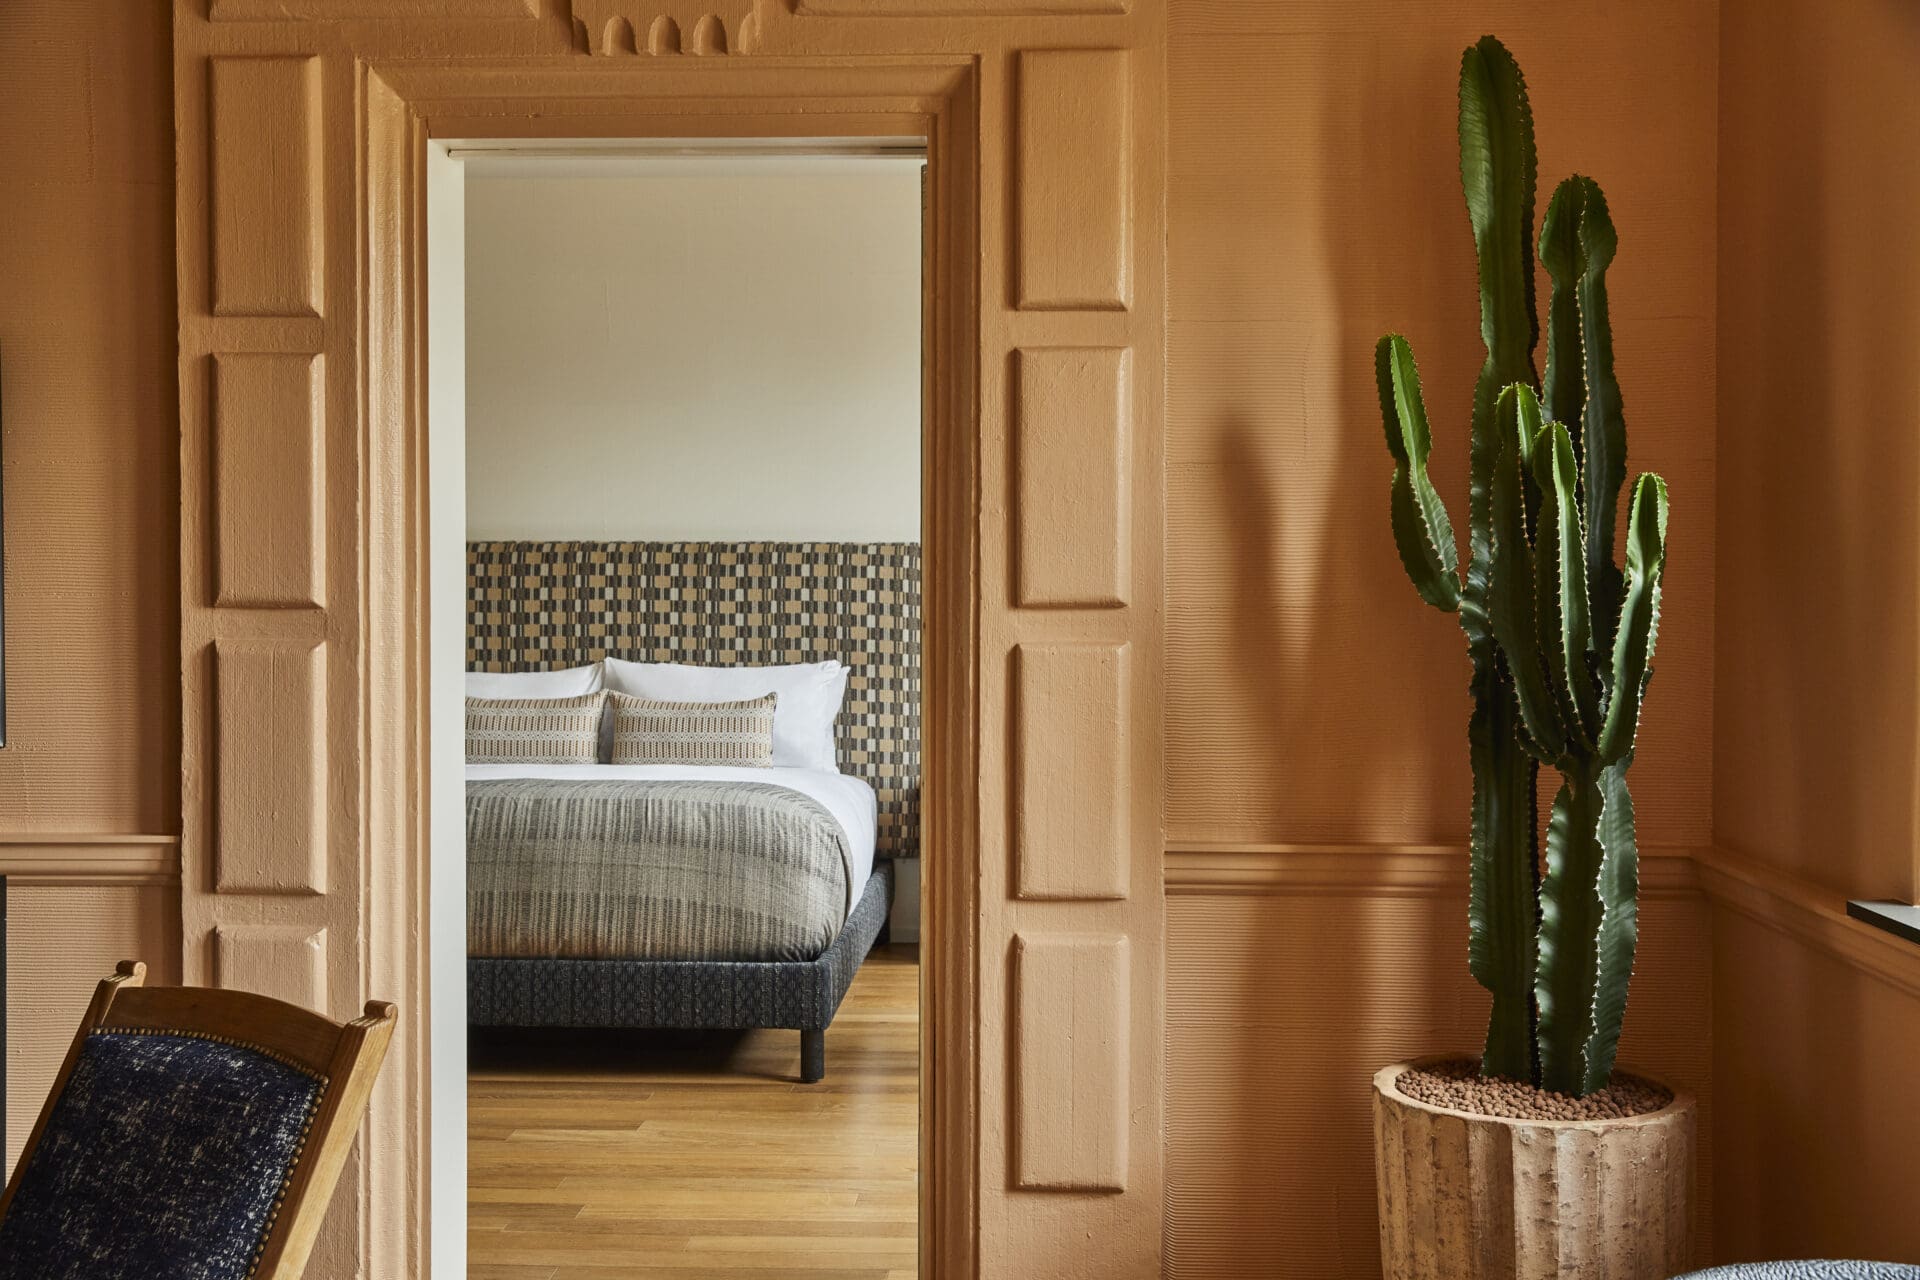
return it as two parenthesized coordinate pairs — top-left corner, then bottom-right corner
(0, 835), (181, 886)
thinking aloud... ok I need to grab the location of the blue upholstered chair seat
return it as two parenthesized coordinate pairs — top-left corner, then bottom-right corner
(0, 1029), (324, 1279)
(1676, 1265), (1920, 1279)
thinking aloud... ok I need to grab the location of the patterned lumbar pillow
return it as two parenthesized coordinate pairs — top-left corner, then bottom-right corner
(466, 692), (606, 764)
(609, 692), (778, 767)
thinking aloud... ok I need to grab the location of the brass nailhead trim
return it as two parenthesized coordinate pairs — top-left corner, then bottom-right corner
(93, 1026), (328, 1084)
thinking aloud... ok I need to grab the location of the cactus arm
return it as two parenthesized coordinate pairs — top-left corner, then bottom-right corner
(1533, 763), (1608, 1095)
(1532, 420), (1601, 745)
(1459, 36), (1540, 383)
(1579, 758), (1639, 1094)
(1468, 668), (1540, 1080)
(1541, 176), (1628, 648)
(1487, 385), (1566, 761)
(1541, 474), (1664, 1095)
(1459, 377), (1502, 657)
(1538, 177), (1589, 439)
(1376, 335), (1462, 611)
(1596, 473), (1670, 764)
(1574, 184), (1626, 649)
(1457, 36), (1540, 661)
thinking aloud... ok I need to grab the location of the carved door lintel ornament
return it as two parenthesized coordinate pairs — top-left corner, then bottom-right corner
(570, 0), (759, 54)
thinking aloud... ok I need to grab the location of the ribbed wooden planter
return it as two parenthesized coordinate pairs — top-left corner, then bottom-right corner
(1373, 1060), (1696, 1279)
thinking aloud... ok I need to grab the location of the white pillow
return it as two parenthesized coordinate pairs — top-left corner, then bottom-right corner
(603, 659), (847, 772)
(464, 663), (602, 700)
(820, 665), (850, 768)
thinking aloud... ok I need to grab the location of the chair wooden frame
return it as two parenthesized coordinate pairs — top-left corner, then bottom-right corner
(0, 961), (397, 1280)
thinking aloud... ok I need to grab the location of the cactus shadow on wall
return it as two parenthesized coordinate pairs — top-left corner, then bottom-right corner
(1313, 34), (1495, 1267)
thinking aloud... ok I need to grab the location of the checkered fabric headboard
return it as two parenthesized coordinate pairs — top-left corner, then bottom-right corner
(467, 541), (921, 859)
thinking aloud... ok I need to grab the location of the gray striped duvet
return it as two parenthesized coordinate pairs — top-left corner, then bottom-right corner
(467, 778), (853, 963)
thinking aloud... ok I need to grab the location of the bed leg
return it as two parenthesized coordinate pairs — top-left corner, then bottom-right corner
(800, 1029), (825, 1084)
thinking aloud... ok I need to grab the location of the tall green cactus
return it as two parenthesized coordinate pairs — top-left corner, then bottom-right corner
(1375, 36), (1671, 1097)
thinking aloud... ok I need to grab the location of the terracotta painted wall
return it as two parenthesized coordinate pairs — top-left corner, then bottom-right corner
(0, 2), (178, 831)
(1162, 1), (1719, 1274)
(1715, 0), (1920, 903)
(0, 0), (180, 1170)
(1712, 0), (1920, 1263)
(1164, 0), (1717, 849)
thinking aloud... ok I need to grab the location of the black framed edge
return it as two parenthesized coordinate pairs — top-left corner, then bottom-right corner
(1, 350), (8, 748)
(1846, 899), (1920, 948)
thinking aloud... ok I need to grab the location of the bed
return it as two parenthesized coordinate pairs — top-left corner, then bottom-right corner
(464, 541), (919, 1082)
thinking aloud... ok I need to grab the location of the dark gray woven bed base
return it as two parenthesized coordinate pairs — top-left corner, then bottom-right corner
(468, 860), (893, 1033)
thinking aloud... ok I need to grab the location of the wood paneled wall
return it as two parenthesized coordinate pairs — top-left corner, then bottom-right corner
(1162, 2), (1720, 1274)
(1715, 0), (1920, 903)
(1712, 0), (1920, 1263)
(0, 0), (182, 1170)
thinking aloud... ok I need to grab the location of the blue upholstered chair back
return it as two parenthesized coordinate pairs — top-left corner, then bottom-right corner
(0, 1030), (325, 1279)
(0, 963), (396, 1280)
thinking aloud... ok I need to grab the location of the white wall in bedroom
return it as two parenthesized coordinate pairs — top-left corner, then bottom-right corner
(464, 157), (923, 542)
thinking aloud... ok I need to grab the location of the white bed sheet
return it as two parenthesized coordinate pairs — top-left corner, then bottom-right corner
(463, 763), (879, 908)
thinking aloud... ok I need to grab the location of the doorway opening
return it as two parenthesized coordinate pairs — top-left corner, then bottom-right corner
(428, 137), (928, 1276)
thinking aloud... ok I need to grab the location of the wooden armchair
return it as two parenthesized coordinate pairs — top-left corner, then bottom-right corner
(0, 961), (396, 1280)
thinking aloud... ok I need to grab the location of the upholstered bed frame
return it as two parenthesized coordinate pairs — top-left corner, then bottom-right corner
(464, 540), (921, 1082)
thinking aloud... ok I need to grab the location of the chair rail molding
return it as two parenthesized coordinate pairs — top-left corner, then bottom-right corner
(0, 836), (181, 887)
(1163, 842), (1704, 897)
(1699, 846), (1920, 1001)
(1162, 839), (1920, 1006)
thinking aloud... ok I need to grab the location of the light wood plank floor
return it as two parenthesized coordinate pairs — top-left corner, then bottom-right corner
(468, 945), (919, 1280)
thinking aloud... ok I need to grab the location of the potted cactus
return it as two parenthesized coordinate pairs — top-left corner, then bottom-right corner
(1369, 35), (1695, 1280)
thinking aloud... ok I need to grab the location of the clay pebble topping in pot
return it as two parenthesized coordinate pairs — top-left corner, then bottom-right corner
(1397, 1059), (1674, 1122)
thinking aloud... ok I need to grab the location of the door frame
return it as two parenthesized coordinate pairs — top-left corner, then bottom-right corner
(365, 57), (980, 1276)
(177, 5), (1165, 1273)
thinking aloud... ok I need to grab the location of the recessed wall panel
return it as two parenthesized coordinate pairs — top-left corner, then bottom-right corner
(209, 56), (322, 317)
(1015, 347), (1130, 607)
(214, 638), (328, 893)
(1014, 932), (1130, 1191)
(212, 925), (329, 1011)
(213, 353), (325, 608)
(1013, 642), (1129, 899)
(1016, 50), (1131, 310)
